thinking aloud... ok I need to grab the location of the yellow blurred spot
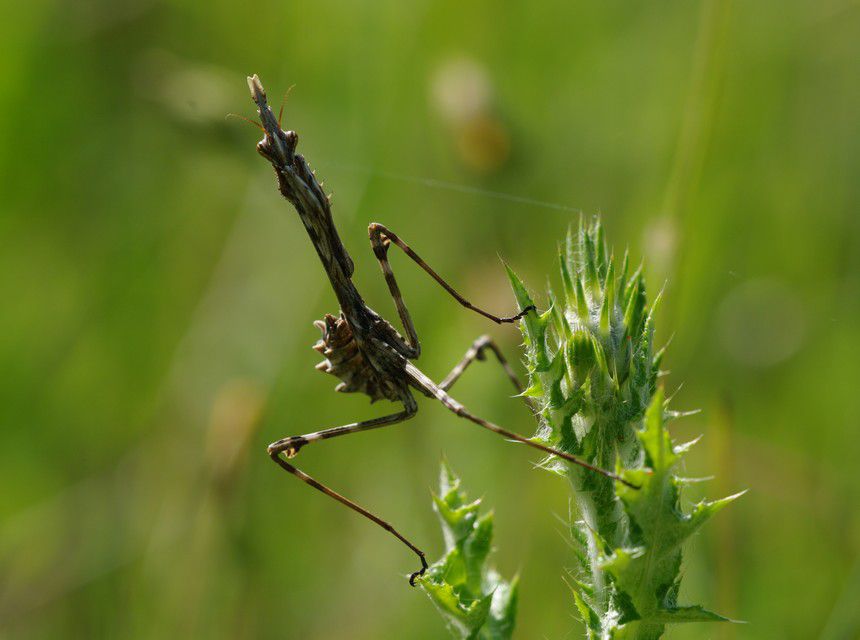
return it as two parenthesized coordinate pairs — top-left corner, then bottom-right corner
(205, 378), (266, 481)
(430, 57), (493, 124)
(455, 114), (510, 173)
(430, 57), (510, 173)
(642, 215), (678, 277)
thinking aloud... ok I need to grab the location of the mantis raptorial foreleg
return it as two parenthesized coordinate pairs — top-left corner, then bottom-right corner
(368, 223), (535, 345)
(440, 334), (526, 396)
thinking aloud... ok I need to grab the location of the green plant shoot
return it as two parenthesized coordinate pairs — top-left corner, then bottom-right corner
(419, 463), (518, 640)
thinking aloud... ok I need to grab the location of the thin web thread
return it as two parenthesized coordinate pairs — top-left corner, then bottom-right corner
(317, 160), (584, 214)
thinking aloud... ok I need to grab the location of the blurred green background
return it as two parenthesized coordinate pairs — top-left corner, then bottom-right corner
(1, 0), (858, 638)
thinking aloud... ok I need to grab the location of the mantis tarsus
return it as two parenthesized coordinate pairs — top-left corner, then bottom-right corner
(245, 74), (634, 586)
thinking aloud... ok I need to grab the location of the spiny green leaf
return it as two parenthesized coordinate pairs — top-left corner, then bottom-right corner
(581, 221), (600, 290)
(565, 224), (578, 277)
(623, 275), (646, 340)
(622, 263), (643, 307)
(484, 573), (519, 639)
(520, 382), (544, 398)
(433, 492), (480, 549)
(615, 589), (642, 624)
(683, 492), (746, 535)
(423, 578), (493, 639)
(505, 263), (549, 371)
(595, 220), (607, 278)
(421, 464), (518, 640)
(618, 248), (630, 291)
(463, 513), (493, 591)
(648, 605), (735, 624)
(673, 435), (702, 455)
(571, 587), (602, 634)
(574, 273), (590, 320)
(552, 299), (573, 341)
(559, 245), (576, 306)
(599, 259), (615, 334)
(504, 263), (533, 311)
(640, 387), (678, 473)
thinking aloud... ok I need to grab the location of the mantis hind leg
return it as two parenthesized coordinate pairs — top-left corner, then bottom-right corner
(404, 362), (637, 489)
(266, 396), (428, 584)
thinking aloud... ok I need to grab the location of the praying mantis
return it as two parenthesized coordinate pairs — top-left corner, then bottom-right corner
(245, 75), (633, 585)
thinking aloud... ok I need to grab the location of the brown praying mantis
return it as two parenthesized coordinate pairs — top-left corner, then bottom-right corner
(245, 74), (634, 585)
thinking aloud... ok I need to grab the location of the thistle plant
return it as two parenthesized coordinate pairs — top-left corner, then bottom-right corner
(502, 218), (742, 638)
(419, 463), (518, 640)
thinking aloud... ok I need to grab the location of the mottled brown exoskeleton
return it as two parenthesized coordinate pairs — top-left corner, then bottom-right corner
(246, 75), (633, 585)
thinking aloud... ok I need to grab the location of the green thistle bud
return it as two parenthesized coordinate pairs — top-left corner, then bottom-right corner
(506, 217), (739, 639)
(508, 219), (656, 484)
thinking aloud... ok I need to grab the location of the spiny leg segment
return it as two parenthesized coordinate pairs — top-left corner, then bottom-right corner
(266, 397), (429, 584)
(267, 404), (414, 458)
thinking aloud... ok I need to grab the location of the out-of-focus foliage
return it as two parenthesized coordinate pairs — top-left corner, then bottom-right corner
(1, 0), (858, 638)
(420, 463), (517, 640)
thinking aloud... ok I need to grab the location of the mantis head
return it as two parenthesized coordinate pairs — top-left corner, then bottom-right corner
(247, 74), (298, 167)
